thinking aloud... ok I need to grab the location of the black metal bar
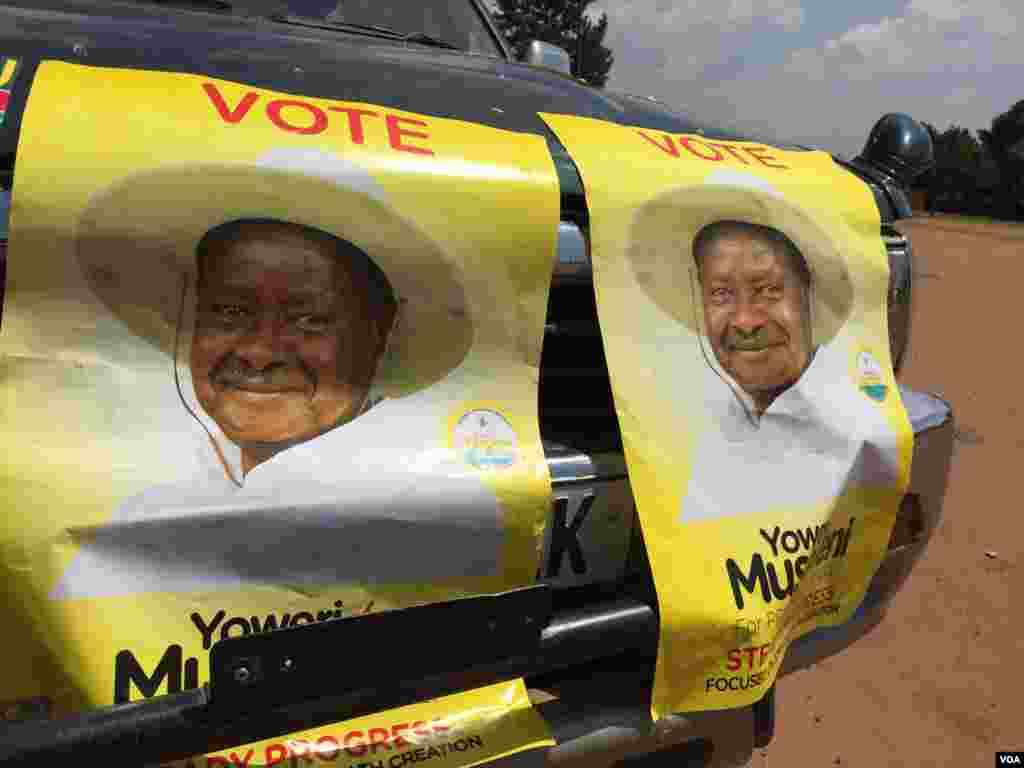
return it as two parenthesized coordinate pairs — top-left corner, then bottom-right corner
(0, 686), (211, 766)
(0, 592), (657, 767)
(209, 585), (555, 714)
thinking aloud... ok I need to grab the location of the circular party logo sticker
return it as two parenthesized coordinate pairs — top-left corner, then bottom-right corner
(855, 349), (888, 402)
(452, 409), (519, 469)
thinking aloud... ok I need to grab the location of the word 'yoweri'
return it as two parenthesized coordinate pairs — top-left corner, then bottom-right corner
(203, 83), (434, 155)
(190, 601), (346, 650)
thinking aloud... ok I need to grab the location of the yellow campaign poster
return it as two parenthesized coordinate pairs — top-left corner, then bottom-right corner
(539, 113), (913, 715)
(0, 59), (558, 763)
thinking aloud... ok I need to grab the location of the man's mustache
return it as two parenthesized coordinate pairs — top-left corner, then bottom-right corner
(211, 356), (315, 393)
(721, 328), (786, 352)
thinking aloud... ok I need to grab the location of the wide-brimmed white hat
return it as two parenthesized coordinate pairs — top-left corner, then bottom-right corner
(627, 176), (854, 345)
(74, 149), (473, 397)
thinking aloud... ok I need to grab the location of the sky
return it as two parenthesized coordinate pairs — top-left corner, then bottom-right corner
(584, 0), (1024, 158)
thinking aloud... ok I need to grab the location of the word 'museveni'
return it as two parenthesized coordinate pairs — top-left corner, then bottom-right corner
(725, 518), (855, 610)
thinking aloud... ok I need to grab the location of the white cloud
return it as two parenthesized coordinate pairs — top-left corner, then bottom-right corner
(590, 0), (1024, 157)
(907, 0), (966, 23)
(944, 86), (977, 108)
(909, 0), (1017, 34)
(725, 0), (805, 28)
(818, 1), (1020, 77)
(589, 0), (806, 103)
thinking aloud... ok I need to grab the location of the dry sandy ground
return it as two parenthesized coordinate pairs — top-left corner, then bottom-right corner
(751, 216), (1022, 767)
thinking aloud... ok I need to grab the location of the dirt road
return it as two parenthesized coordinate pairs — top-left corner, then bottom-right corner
(753, 216), (1021, 767)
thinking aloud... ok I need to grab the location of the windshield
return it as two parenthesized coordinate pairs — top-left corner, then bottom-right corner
(266, 0), (503, 56)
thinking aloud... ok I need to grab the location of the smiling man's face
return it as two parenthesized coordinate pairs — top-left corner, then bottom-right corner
(191, 221), (393, 472)
(696, 222), (812, 413)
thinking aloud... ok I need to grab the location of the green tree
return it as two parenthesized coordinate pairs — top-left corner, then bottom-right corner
(942, 126), (982, 169)
(490, 0), (614, 87)
(979, 100), (1024, 220)
(921, 123), (983, 171)
(918, 122), (994, 214)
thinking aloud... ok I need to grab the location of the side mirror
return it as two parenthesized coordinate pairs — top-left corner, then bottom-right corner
(855, 113), (934, 187)
(521, 40), (572, 75)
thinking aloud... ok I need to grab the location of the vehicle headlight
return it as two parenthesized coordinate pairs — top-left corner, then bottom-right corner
(883, 225), (912, 373)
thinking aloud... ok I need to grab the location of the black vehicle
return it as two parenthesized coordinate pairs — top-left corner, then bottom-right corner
(0, 2), (953, 766)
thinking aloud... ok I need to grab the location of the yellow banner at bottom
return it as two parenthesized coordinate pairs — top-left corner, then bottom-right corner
(162, 680), (553, 768)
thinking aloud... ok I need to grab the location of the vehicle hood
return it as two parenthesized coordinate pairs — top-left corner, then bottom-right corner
(0, 0), (794, 151)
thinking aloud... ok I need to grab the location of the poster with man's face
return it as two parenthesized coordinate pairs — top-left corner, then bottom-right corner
(696, 220), (814, 411)
(0, 59), (560, 738)
(191, 224), (381, 454)
(539, 113), (913, 715)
